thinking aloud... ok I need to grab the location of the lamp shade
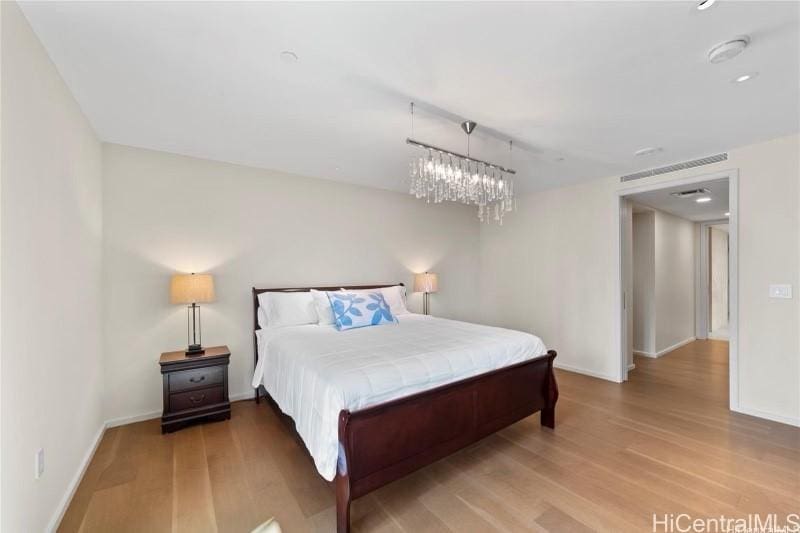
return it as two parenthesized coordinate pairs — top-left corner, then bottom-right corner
(413, 272), (438, 294)
(170, 273), (215, 304)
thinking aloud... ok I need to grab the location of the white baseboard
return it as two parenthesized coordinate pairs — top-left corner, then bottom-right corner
(105, 409), (160, 428)
(732, 405), (800, 428)
(628, 363), (636, 371)
(230, 390), (256, 402)
(656, 336), (696, 357)
(105, 391), (255, 428)
(634, 337), (696, 359)
(553, 362), (621, 383)
(46, 423), (106, 533)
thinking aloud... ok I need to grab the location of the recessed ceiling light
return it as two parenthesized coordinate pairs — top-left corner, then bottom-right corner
(724, 211), (730, 216)
(732, 72), (758, 83)
(634, 147), (662, 157)
(280, 50), (299, 63)
(697, 0), (716, 10)
(696, 197), (712, 203)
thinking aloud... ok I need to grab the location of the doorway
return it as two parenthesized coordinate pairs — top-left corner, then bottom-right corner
(616, 170), (739, 410)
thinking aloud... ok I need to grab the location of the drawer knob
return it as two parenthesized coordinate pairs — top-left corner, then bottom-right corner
(189, 394), (206, 404)
(189, 375), (206, 383)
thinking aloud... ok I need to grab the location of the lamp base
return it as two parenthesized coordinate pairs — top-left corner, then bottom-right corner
(185, 344), (205, 357)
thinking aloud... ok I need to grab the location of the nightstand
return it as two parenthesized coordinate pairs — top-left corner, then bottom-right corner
(159, 345), (231, 433)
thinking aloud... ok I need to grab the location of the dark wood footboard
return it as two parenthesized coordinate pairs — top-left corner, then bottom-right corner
(335, 350), (558, 532)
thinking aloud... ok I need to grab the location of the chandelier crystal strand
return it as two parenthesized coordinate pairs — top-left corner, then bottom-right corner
(406, 112), (516, 224)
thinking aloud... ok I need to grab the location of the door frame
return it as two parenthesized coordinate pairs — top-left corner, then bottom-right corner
(614, 169), (739, 411)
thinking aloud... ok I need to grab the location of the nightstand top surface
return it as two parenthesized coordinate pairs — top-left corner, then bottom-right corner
(159, 345), (230, 366)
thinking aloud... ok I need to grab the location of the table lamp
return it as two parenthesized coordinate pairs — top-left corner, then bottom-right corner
(413, 272), (438, 315)
(170, 272), (215, 355)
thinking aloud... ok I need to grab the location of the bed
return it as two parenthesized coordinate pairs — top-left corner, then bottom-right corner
(252, 284), (558, 532)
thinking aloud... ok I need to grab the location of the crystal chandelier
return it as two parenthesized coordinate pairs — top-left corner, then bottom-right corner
(407, 103), (516, 224)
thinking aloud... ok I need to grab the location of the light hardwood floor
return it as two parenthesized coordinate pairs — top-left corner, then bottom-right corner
(59, 340), (800, 532)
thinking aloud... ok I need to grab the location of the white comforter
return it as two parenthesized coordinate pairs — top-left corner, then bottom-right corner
(251, 314), (547, 481)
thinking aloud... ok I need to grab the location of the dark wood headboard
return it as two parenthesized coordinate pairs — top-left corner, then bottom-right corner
(251, 283), (404, 396)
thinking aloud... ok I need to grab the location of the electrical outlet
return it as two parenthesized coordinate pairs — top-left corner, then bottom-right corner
(35, 448), (44, 479)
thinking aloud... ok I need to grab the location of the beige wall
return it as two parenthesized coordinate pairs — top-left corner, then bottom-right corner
(632, 208), (696, 356)
(481, 134), (800, 425)
(102, 144), (481, 423)
(1, 2), (104, 531)
(718, 136), (798, 424)
(479, 180), (621, 380)
(653, 209), (696, 353)
(632, 211), (655, 354)
(710, 226), (729, 333)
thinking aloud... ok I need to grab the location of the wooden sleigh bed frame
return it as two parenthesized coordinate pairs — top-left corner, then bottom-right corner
(252, 284), (558, 533)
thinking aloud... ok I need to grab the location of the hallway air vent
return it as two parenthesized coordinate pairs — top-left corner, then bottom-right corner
(620, 153), (728, 182)
(670, 188), (710, 198)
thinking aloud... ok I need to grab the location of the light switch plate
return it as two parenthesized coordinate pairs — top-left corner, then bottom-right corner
(769, 284), (792, 299)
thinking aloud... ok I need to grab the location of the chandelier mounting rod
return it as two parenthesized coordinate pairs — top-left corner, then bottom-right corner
(405, 137), (517, 175)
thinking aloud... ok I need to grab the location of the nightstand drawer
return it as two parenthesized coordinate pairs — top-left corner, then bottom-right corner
(169, 366), (224, 392)
(170, 386), (225, 412)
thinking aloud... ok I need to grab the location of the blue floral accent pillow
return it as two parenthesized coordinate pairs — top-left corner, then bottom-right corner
(326, 291), (397, 331)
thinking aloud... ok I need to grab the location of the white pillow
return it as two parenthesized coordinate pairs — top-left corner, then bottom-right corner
(257, 291), (317, 329)
(382, 285), (410, 315)
(341, 285), (410, 315)
(310, 289), (336, 326)
(257, 306), (268, 329)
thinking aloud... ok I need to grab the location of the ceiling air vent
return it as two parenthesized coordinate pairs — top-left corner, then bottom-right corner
(670, 188), (710, 198)
(620, 153), (728, 183)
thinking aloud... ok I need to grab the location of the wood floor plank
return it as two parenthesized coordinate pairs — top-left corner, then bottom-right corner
(121, 419), (174, 533)
(424, 455), (548, 532)
(76, 483), (134, 533)
(370, 470), (452, 532)
(415, 470), (500, 532)
(203, 416), (263, 532)
(535, 504), (595, 533)
(172, 425), (217, 533)
(57, 427), (123, 533)
(503, 420), (741, 517)
(57, 340), (800, 532)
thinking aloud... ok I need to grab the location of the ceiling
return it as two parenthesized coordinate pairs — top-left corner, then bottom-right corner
(19, 1), (800, 194)
(627, 178), (729, 221)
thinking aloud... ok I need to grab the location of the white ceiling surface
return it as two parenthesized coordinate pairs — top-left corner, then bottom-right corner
(20, 1), (800, 194)
(627, 178), (729, 221)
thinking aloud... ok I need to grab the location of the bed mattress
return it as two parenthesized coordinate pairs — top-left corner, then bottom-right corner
(252, 314), (547, 480)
